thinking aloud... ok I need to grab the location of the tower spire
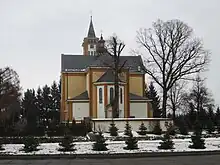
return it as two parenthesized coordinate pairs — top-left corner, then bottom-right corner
(87, 15), (96, 38)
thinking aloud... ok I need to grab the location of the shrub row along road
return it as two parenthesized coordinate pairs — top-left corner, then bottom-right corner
(1, 155), (220, 165)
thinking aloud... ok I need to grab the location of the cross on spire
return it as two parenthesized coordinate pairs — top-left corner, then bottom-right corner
(87, 13), (96, 38)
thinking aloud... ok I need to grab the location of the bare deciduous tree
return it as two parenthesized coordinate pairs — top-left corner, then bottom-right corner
(167, 80), (187, 119)
(136, 19), (210, 117)
(0, 67), (21, 110)
(106, 35), (126, 118)
(0, 67), (21, 128)
(186, 75), (214, 113)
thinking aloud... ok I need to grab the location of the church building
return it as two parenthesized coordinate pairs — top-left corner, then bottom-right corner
(60, 17), (153, 122)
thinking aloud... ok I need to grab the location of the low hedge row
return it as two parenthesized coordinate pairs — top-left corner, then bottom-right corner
(0, 136), (87, 144)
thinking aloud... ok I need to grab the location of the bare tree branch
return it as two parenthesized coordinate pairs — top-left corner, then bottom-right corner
(105, 35), (126, 118)
(136, 19), (210, 117)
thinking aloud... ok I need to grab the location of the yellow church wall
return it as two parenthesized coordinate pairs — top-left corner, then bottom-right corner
(61, 73), (86, 121)
(60, 69), (148, 121)
(65, 73), (86, 99)
(91, 69), (105, 118)
(129, 74), (144, 96)
(92, 70), (105, 82)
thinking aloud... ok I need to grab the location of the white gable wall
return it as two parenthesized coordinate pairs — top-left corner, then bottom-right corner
(130, 102), (148, 118)
(72, 102), (89, 120)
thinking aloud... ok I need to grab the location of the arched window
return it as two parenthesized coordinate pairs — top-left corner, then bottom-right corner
(110, 87), (114, 103)
(120, 88), (123, 104)
(99, 88), (103, 103)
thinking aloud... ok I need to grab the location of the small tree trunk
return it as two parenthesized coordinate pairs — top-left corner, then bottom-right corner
(113, 57), (119, 118)
(162, 90), (168, 118)
(172, 104), (176, 120)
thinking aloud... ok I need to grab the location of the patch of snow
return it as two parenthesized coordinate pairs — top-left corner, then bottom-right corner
(0, 137), (220, 155)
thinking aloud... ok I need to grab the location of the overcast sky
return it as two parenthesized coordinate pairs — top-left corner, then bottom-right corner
(0, 0), (220, 106)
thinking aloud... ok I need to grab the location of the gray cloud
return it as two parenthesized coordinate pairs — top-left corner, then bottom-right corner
(0, 0), (220, 105)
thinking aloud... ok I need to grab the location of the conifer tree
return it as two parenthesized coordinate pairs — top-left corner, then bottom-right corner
(93, 130), (108, 151)
(158, 126), (174, 150)
(138, 122), (147, 135)
(59, 134), (75, 151)
(215, 107), (220, 126)
(189, 120), (206, 149)
(153, 121), (162, 135)
(166, 122), (176, 136)
(206, 106), (215, 133)
(42, 85), (52, 126)
(206, 117), (215, 134)
(36, 87), (43, 125)
(109, 120), (118, 136)
(0, 138), (4, 150)
(22, 89), (38, 134)
(178, 118), (188, 135)
(124, 121), (132, 136)
(22, 136), (39, 153)
(146, 82), (162, 118)
(50, 81), (60, 123)
(217, 121), (220, 133)
(187, 103), (197, 129)
(124, 132), (138, 150)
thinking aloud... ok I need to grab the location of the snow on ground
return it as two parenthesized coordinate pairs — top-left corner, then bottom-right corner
(0, 137), (220, 155)
(103, 131), (161, 138)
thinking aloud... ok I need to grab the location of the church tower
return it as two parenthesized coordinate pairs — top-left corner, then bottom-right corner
(82, 16), (99, 56)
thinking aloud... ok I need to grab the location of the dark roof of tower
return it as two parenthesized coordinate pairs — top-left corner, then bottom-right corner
(96, 69), (123, 83)
(87, 16), (96, 38)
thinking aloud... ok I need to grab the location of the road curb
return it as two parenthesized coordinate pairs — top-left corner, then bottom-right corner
(1, 150), (220, 160)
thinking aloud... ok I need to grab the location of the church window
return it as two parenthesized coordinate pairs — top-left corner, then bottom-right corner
(110, 87), (114, 103)
(91, 51), (93, 56)
(99, 88), (103, 103)
(90, 44), (94, 49)
(120, 88), (123, 104)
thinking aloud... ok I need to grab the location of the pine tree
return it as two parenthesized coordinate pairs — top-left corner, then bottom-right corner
(197, 108), (207, 129)
(22, 136), (39, 152)
(217, 121), (220, 133)
(189, 120), (206, 149)
(158, 128), (174, 150)
(109, 120), (118, 136)
(178, 118), (188, 135)
(215, 107), (220, 126)
(206, 106), (215, 134)
(138, 122), (147, 135)
(124, 132), (138, 150)
(59, 134), (75, 151)
(206, 117), (215, 134)
(50, 81), (60, 123)
(22, 89), (38, 134)
(42, 85), (52, 126)
(92, 131), (108, 151)
(124, 121), (132, 136)
(36, 87), (43, 126)
(146, 82), (162, 118)
(187, 103), (197, 129)
(166, 122), (176, 136)
(153, 121), (162, 135)
(0, 138), (4, 150)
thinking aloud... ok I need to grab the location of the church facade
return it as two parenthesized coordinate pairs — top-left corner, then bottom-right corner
(60, 17), (153, 122)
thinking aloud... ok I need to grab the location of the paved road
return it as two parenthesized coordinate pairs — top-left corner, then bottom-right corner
(1, 155), (220, 165)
